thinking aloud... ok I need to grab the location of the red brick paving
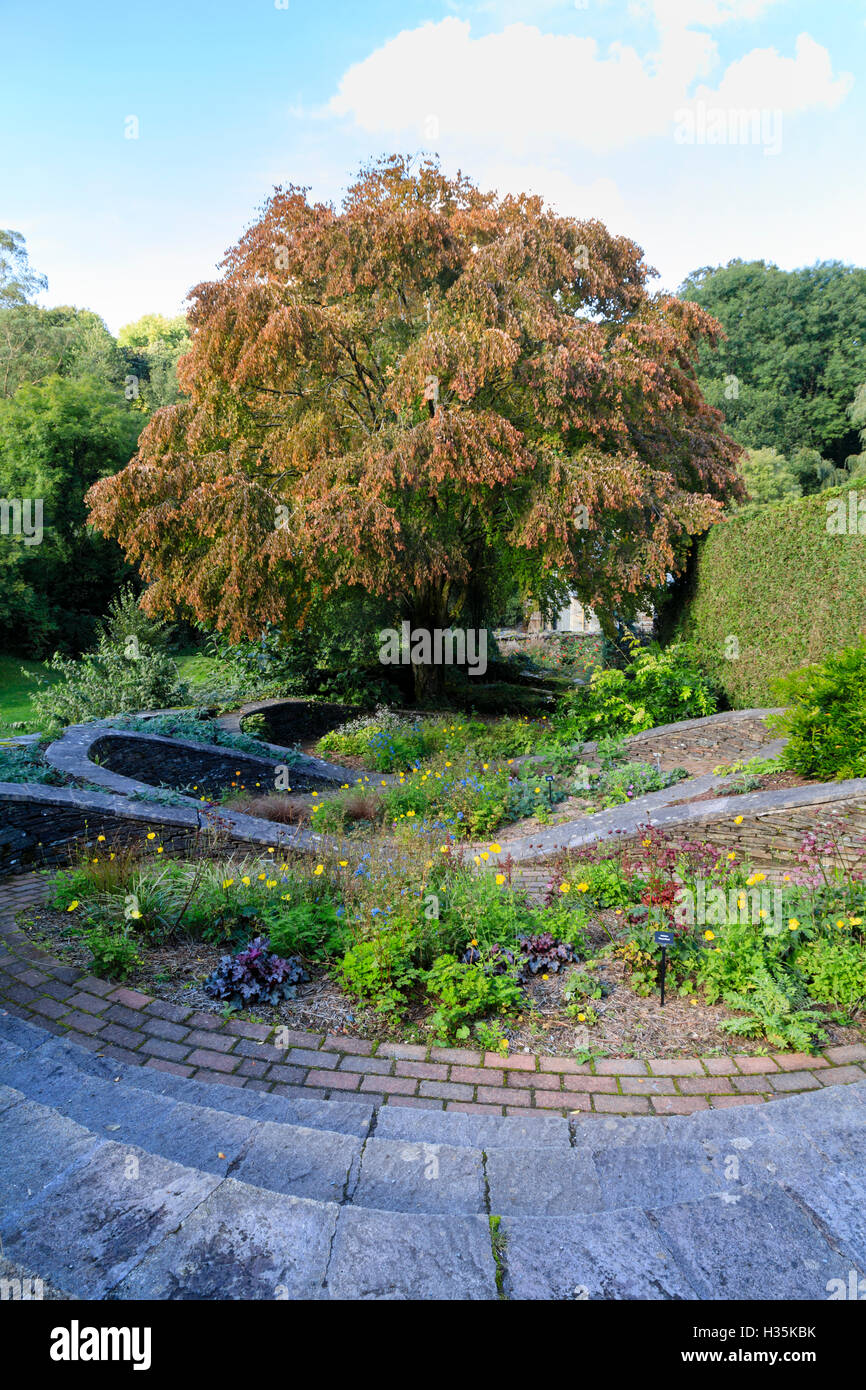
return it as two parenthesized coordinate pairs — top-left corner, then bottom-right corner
(1, 872), (864, 1118)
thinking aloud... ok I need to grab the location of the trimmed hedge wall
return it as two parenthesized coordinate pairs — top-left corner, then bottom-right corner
(680, 487), (866, 707)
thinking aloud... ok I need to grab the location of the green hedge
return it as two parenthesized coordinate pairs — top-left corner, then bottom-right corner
(680, 487), (866, 707)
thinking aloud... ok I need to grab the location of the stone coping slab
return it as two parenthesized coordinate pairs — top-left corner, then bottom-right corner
(0, 780), (330, 856)
(2, 872), (863, 1122)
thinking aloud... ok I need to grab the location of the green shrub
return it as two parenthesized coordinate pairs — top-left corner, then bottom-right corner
(424, 952), (523, 1041)
(84, 925), (141, 979)
(29, 639), (187, 729)
(795, 935), (866, 1007)
(680, 488), (866, 707)
(564, 642), (717, 737)
(335, 933), (419, 1016)
(770, 641), (866, 780)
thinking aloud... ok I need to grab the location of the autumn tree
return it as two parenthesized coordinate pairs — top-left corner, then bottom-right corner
(87, 155), (742, 700)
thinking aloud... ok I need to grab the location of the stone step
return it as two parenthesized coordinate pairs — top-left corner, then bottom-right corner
(2, 1088), (863, 1301)
(0, 1092), (500, 1299)
(0, 1011), (375, 1139)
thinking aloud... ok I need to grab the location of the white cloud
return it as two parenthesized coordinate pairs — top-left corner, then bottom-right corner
(324, 15), (849, 156)
(696, 32), (853, 111)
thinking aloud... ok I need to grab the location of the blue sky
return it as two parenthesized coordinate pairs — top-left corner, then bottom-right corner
(2, 0), (864, 332)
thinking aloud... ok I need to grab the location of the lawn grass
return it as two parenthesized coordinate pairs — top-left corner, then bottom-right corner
(0, 654), (58, 732)
(175, 651), (228, 690)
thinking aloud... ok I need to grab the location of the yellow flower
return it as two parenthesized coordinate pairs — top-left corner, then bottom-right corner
(473, 855), (481, 866)
(258, 873), (266, 881)
(406, 810), (415, 817)
(440, 845), (449, 853)
(499, 1038), (509, 1051)
(489, 843), (501, 854)
(268, 847), (275, 854)
(480, 852), (489, 861)
(577, 1013), (586, 1022)
(704, 931), (715, 941)
(642, 839), (651, 848)
(97, 835), (106, 842)
(727, 851), (736, 861)
(222, 879), (234, 889)
(67, 900), (79, 912)
(147, 832), (156, 841)
(338, 860), (348, 867)
(156, 847), (164, 854)
(470, 938), (478, 947)
(559, 883), (570, 894)
(314, 865), (324, 876)
(746, 872), (766, 887)
(266, 879), (277, 888)
(496, 874), (505, 885)
(445, 762), (452, 768)
(241, 876), (251, 886)
(788, 919), (800, 931)
(576, 882), (589, 893)
(542, 973), (549, 981)
(734, 816), (744, 825)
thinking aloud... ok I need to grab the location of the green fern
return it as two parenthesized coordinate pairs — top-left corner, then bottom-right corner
(718, 966), (827, 1051)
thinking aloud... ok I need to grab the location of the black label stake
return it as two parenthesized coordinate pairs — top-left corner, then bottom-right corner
(654, 929), (674, 1007)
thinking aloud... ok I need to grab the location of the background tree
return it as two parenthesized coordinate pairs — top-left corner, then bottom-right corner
(736, 446), (802, 511)
(88, 155), (742, 700)
(0, 377), (142, 655)
(0, 229), (47, 308)
(118, 313), (191, 412)
(681, 259), (866, 484)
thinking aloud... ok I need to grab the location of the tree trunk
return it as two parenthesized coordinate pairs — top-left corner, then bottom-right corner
(412, 658), (446, 705)
(406, 587), (451, 706)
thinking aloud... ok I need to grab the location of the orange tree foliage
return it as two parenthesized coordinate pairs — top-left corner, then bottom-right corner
(87, 155), (741, 698)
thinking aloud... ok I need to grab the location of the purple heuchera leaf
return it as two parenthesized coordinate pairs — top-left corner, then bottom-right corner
(204, 935), (309, 1007)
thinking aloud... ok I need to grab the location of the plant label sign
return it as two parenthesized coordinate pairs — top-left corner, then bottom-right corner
(654, 930), (674, 1005)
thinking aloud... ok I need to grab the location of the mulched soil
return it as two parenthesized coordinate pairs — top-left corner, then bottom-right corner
(20, 902), (865, 1061)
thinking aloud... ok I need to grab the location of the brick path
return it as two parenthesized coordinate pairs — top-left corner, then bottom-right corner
(2, 872), (864, 1120)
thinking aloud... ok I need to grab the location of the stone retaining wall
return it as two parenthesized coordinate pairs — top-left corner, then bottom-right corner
(0, 785), (324, 877)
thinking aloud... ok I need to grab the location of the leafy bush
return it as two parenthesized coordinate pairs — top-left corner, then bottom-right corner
(425, 952), (523, 1040)
(265, 899), (348, 962)
(204, 936), (308, 1009)
(770, 640), (866, 780)
(319, 708), (433, 771)
(335, 933), (418, 1016)
(29, 639), (187, 729)
(84, 925), (142, 979)
(564, 642), (718, 737)
(591, 761), (689, 809)
(796, 935), (866, 1008)
(714, 967), (828, 1052)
